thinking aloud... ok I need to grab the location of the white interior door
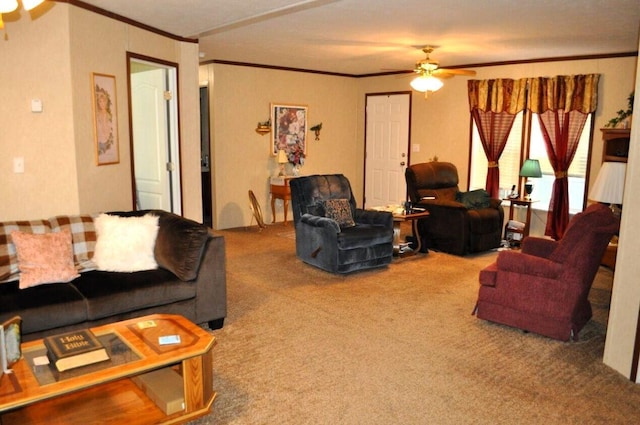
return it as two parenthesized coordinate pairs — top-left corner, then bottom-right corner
(364, 93), (411, 208)
(130, 59), (180, 213)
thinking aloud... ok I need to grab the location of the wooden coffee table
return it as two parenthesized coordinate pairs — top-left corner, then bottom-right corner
(0, 314), (216, 424)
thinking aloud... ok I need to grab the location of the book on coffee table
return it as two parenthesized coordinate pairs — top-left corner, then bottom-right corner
(44, 329), (110, 372)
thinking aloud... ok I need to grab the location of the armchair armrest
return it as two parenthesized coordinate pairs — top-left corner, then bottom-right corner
(496, 250), (564, 279)
(489, 198), (503, 209)
(417, 199), (468, 211)
(521, 237), (558, 258)
(300, 213), (340, 233)
(354, 209), (393, 228)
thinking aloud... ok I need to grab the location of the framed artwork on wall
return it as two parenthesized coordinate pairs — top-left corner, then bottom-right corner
(92, 73), (120, 165)
(271, 103), (307, 165)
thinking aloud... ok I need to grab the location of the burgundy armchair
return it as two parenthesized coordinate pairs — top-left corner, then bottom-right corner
(474, 203), (618, 341)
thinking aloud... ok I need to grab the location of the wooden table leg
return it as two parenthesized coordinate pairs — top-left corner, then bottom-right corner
(412, 218), (424, 253)
(271, 196), (276, 223)
(283, 200), (288, 224)
(392, 221), (402, 255)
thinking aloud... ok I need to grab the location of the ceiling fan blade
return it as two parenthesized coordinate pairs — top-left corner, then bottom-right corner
(435, 68), (477, 77)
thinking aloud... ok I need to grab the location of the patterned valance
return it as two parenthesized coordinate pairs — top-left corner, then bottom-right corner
(468, 78), (527, 114)
(528, 74), (599, 114)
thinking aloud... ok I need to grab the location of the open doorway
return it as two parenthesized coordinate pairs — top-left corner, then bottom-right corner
(127, 53), (182, 214)
(200, 85), (213, 227)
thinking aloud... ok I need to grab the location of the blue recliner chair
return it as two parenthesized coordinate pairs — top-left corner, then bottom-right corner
(289, 174), (394, 274)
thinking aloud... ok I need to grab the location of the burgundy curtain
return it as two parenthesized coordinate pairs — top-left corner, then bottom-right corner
(528, 74), (599, 239)
(468, 79), (527, 198)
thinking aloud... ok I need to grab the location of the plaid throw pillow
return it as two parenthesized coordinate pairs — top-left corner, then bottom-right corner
(0, 220), (51, 283)
(49, 214), (99, 273)
(323, 199), (356, 228)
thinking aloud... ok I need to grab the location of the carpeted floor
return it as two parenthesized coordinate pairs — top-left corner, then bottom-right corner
(190, 223), (640, 424)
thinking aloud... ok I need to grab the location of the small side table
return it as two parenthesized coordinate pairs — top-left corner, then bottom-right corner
(392, 209), (430, 256)
(270, 176), (294, 224)
(503, 198), (536, 244)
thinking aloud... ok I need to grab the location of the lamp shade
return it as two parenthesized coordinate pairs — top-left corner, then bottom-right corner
(410, 75), (443, 92)
(277, 149), (288, 164)
(589, 161), (626, 204)
(519, 159), (542, 178)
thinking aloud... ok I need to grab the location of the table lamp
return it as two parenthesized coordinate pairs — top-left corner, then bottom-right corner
(589, 161), (626, 217)
(277, 149), (288, 176)
(519, 159), (542, 200)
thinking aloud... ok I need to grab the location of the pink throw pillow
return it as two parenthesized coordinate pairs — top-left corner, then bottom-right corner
(10, 229), (80, 289)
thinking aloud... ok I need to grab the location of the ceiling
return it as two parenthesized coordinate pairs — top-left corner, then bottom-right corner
(79, 0), (640, 76)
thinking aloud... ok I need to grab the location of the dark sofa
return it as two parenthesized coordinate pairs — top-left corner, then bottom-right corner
(0, 210), (226, 341)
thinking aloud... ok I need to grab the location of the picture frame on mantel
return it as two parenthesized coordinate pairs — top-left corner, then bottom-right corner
(271, 103), (307, 161)
(92, 73), (120, 165)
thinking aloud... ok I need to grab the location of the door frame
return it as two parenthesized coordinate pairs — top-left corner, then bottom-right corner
(363, 91), (413, 207)
(126, 52), (182, 213)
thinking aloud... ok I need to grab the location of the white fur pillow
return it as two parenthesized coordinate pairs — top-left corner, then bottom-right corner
(93, 213), (159, 272)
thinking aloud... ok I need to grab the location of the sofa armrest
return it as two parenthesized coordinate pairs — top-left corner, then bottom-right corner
(193, 231), (227, 327)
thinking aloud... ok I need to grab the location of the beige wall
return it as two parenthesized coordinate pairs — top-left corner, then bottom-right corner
(208, 57), (637, 233)
(0, 3), (202, 222)
(0, 5), (78, 220)
(604, 49), (640, 379)
(203, 63), (359, 229)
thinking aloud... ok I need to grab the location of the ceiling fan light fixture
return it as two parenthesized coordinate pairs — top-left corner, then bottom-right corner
(410, 74), (443, 92)
(23, 0), (45, 11)
(0, 0), (18, 13)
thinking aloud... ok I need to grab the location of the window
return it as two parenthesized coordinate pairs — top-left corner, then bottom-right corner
(470, 113), (592, 214)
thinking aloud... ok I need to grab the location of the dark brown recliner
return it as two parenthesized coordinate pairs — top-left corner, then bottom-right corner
(405, 162), (504, 255)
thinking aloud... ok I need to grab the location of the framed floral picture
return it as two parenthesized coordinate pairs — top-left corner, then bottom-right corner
(92, 73), (119, 165)
(271, 103), (307, 166)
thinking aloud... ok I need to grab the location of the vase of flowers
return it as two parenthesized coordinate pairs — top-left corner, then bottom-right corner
(288, 144), (305, 176)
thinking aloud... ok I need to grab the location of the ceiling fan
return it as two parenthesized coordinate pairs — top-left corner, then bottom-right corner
(409, 46), (476, 96)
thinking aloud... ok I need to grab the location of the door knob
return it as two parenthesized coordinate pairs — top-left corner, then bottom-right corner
(400, 161), (406, 166)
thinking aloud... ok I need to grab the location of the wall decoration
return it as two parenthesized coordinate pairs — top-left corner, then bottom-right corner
(92, 73), (119, 165)
(256, 119), (271, 135)
(310, 122), (322, 140)
(271, 103), (307, 166)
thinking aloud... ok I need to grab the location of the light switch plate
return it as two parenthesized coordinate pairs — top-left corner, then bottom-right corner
(13, 157), (24, 173)
(31, 99), (43, 113)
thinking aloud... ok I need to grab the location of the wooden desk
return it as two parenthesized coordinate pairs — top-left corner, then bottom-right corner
(270, 176), (294, 224)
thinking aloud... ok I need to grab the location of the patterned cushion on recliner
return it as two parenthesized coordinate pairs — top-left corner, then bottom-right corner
(323, 199), (356, 228)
